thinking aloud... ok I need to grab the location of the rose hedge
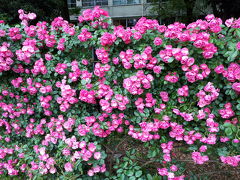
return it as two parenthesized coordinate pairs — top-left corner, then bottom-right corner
(0, 6), (239, 179)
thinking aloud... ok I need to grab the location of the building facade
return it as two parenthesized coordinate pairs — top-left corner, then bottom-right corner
(68, 0), (154, 27)
(67, 0), (212, 26)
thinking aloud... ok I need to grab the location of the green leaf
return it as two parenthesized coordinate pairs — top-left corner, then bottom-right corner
(168, 57), (174, 63)
(126, 170), (134, 176)
(147, 174), (153, 180)
(129, 177), (136, 180)
(135, 170), (142, 177)
(223, 123), (233, 128)
(227, 50), (238, 62)
(236, 104), (240, 110)
(225, 127), (233, 136)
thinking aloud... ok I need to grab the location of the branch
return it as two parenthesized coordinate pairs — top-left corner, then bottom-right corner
(187, 170), (240, 178)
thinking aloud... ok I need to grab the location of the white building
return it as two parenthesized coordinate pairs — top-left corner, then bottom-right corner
(67, 0), (155, 27)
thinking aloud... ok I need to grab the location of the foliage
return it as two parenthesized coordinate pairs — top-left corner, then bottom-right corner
(147, 0), (209, 23)
(207, 0), (240, 20)
(149, 0), (240, 24)
(0, 7), (239, 179)
(0, 0), (69, 24)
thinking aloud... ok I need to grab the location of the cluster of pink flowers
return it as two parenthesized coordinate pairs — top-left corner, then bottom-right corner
(215, 63), (240, 82)
(68, 60), (81, 81)
(41, 116), (74, 145)
(100, 32), (116, 46)
(119, 47), (161, 73)
(186, 17), (219, 58)
(16, 38), (38, 64)
(79, 89), (96, 104)
(57, 38), (65, 51)
(44, 34), (56, 48)
(123, 70), (154, 95)
(78, 28), (92, 42)
(87, 164), (106, 176)
(173, 109), (194, 122)
(78, 6), (109, 23)
(183, 131), (202, 144)
(119, 49), (134, 69)
(55, 63), (68, 75)
(94, 63), (111, 77)
(18, 9), (36, 26)
(39, 85), (52, 94)
(51, 17), (75, 36)
(185, 64), (211, 83)
(177, 85), (188, 103)
(128, 121), (161, 142)
(159, 45), (189, 64)
(154, 103), (166, 114)
(159, 91), (169, 102)
(161, 141), (174, 162)
(18, 78), (38, 95)
(153, 37), (163, 46)
(0, 90), (34, 121)
(0, 28), (6, 37)
(224, 117), (238, 125)
(232, 82), (240, 93)
(192, 151), (209, 164)
(177, 85), (189, 97)
(11, 77), (23, 88)
(134, 46), (161, 72)
(169, 122), (185, 141)
(0, 158), (19, 175)
(127, 116), (172, 142)
(96, 83), (113, 99)
(134, 17), (160, 34)
(219, 103), (235, 119)
(78, 113), (124, 137)
(113, 26), (132, 44)
(96, 47), (109, 64)
(165, 72), (179, 83)
(31, 146), (57, 175)
(100, 94), (129, 113)
(200, 134), (217, 144)
(56, 79), (78, 112)
(0, 42), (14, 72)
(204, 112), (219, 133)
(24, 25), (37, 37)
(220, 155), (240, 167)
(135, 93), (156, 113)
(31, 59), (47, 75)
(63, 137), (101, 161)
(25, 118), (45, 138)
(157, 167), (184, 180)
(225, 17), (240, 28)
(159, 45), (212, 83)
(196, 82), (220, 107)
(164, 22), (185, 39)
(39, 96), (52, 116)
(8, 28), (22, 41)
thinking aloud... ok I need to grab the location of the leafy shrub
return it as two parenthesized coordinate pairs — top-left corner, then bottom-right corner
(0, 7), (239, 179)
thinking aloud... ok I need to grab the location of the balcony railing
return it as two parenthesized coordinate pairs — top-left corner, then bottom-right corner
(113, 0), (141, 5)
(82, 0), (108, 7)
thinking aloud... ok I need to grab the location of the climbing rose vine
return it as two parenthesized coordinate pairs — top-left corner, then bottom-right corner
(0, 7), (239, 179)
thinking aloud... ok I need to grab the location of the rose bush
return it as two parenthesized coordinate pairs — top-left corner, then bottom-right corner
(0, 7), (239, 179)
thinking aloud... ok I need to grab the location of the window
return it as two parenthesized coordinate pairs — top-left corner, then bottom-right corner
(82, 0), (108, 7)
(113, 0), (141, 5)
(147, 0), (167, 3)
(67, 0), (76, 8)
(113, 18), (138, 27)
